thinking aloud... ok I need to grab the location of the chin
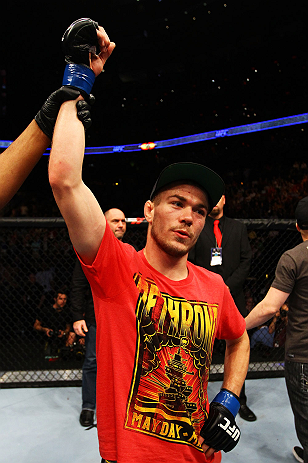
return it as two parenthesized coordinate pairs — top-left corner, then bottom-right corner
(164, 242), (190, 258)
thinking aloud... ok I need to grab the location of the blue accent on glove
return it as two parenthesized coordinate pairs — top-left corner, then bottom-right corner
(62, 63), (95, 95)
(212, 389), (240, 417)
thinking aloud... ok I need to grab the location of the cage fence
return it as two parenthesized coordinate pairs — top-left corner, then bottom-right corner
(0, 218), (300, 387)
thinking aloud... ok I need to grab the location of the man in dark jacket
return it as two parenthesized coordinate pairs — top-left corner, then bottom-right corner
(189, 194), (256, 422)
(71, 208), (127, 427)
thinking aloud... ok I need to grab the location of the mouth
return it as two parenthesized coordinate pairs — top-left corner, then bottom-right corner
(173, 229), (191, 239)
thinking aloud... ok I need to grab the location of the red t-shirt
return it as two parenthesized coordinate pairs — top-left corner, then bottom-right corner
(79, 224), (245, 463)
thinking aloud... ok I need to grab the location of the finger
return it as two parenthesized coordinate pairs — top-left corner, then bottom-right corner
(76, 327), (85, 336)
(97, 27), (111, 52)
(202, 445), (216, 458)
(106, 41), (116, 57)
(95, 42), (116, 64)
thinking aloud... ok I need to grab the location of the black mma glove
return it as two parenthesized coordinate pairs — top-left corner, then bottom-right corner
(61, 18), (100, 96)
(35, 87), (95, 139)
(200, 389), (241, 453)
(35, 86), (81, 139)
(76, 94), (95, 130)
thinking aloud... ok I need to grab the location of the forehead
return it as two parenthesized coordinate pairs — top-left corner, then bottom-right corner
(106, 209), (125, 221)
(161, 182), (209, 206)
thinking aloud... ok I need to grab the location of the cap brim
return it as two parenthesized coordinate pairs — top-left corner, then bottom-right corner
(150, 162), (225, 210)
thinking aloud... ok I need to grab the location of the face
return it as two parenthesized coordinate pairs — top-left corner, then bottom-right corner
(54, 293), (67, 309)
(105, 208), (126, 240)
(209, 195), (225, 219)
(147, 183), (209, 258)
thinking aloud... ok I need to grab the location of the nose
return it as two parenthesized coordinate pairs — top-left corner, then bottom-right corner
(180, 207), (193, 225)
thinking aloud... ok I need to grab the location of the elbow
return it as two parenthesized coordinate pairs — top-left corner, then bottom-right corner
(49, 162), (78, 195)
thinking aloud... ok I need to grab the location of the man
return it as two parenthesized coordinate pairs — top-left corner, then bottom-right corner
(34, 290), (75, 347)
(246, 196), (308, 463)
(189, 194), (256, 422)
(104, 208), (127, 240)
(71, 208), (126, 427)
(48, 19), (250, 463)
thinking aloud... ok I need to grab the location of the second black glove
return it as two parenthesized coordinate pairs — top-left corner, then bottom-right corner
(200, 389), (241, 453)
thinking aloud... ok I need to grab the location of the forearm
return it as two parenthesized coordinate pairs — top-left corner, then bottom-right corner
(0, 120), (50, 210)
(222, 331), (250, 397)
(245, 300), (276, 330)
(49, 99), (84, 189)
(245, 287), (289, 330)
(34, 320), (49, 334)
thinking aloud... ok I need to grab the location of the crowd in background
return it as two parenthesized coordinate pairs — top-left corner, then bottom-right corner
(1, 158), (307, 220)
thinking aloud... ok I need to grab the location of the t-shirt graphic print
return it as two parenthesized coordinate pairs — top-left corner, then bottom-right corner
(124, 272), (218, 451)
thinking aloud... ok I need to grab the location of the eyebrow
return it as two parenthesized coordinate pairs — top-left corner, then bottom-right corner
(168, 194), (208, 210)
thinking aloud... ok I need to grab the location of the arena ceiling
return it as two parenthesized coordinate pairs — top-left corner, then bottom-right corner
(1, 0), (306, 146)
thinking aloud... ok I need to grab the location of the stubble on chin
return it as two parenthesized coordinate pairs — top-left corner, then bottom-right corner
(151, 226), (194, 258)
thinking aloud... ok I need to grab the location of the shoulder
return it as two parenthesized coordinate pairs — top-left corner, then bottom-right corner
(187, 261), (224, 284)
(280, 241), (308, 264)
(225, 216), (245, 229)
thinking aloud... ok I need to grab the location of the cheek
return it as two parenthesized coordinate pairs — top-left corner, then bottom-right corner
(195, 219), (205, 233)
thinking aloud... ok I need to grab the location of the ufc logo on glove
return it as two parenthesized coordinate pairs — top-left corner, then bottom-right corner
(219, 417), (241, 441)
(200, 389), (241, 453)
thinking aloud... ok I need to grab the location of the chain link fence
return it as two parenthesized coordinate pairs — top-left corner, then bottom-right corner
(0, 218), (301, 387)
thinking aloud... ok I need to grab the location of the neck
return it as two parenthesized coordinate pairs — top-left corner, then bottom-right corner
(209, 212), (223, 220)
(144, 241), (188, 281)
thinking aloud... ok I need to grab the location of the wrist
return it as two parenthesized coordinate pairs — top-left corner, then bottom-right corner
(212, 389), (240, 417)
(62, 63), (95, 95)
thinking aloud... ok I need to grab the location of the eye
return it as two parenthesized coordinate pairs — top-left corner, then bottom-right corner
(172, 200), (183, 207)
(196, 208), (206, 216)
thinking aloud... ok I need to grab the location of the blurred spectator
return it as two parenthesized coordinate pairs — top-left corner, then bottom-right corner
(34, 289), (75, 358)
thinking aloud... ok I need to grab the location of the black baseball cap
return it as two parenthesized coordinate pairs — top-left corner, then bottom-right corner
(295, 196), (308, 230)
(149, 162), (225, 211)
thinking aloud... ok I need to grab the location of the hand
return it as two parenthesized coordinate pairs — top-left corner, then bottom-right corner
(76, 94), (95, 130)
(62, 18), (115, 78)
(199, 389), (241, 454)
(46, 328), (53, 337)
(35, 86), (81, 139)
(73, 320), (88, 336)
(198, 436), (216, 460)
(89, 26), (115, 76)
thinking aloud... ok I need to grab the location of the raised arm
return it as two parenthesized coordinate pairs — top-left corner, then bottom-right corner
(0, 84), (83, 211)
(0, 122), (50, 210)
(49, 98), (106, 264)
(49, 21), (115, 265)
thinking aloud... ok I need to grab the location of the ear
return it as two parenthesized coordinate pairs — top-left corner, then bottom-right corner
(144, 200), (154, 224)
